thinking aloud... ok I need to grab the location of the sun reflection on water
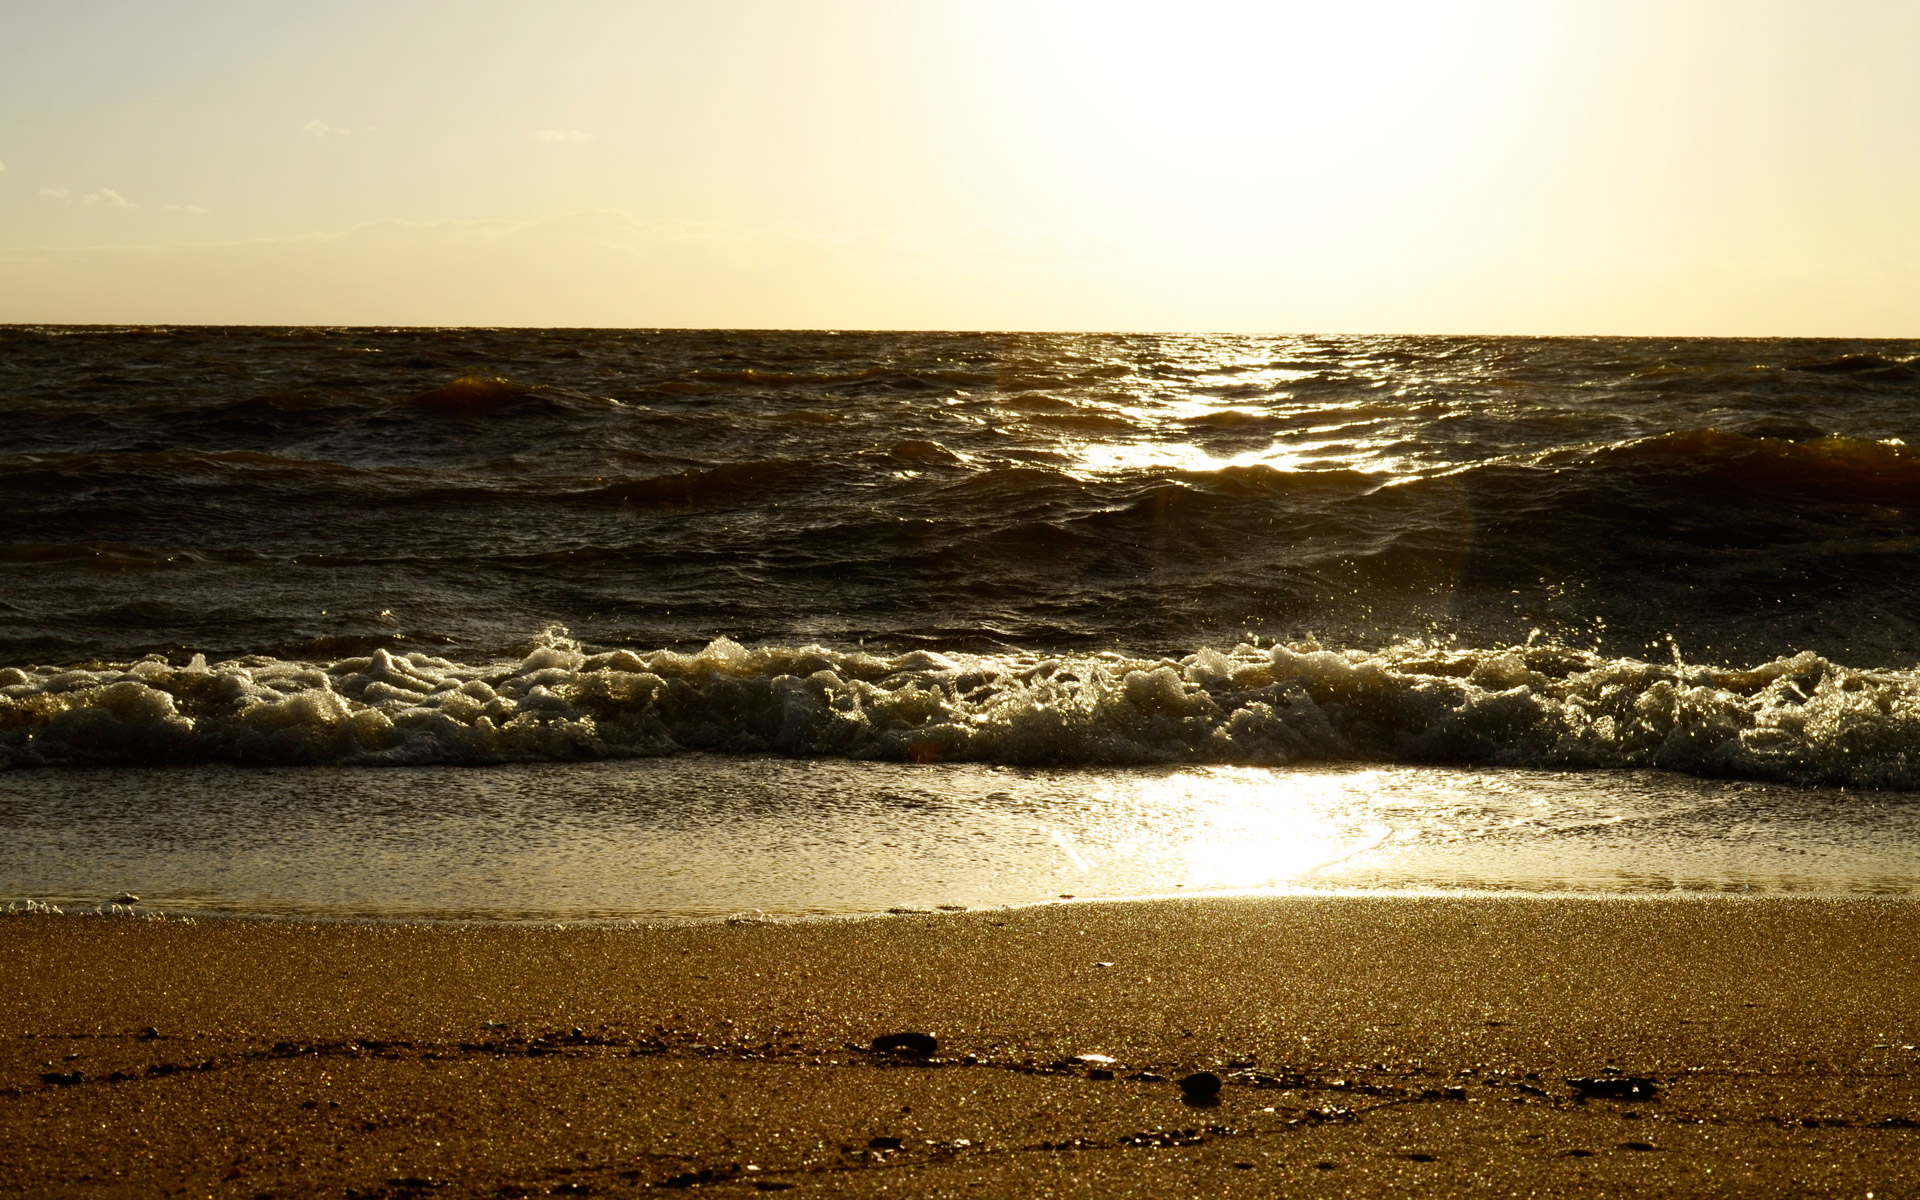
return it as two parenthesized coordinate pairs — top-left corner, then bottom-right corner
(1066, 437), (1419, 479)
(1056, 767), (1396, 892)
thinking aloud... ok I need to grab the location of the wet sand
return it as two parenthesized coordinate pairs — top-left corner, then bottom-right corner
(4, 896), (1918, 1197)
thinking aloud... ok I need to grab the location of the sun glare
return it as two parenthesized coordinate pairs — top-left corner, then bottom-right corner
(966, 0), (1548, 253)
(5, 0), (1914, 330)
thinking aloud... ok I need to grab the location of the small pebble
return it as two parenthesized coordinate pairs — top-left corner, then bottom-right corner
(872, 1032), (937, 1057)
(1566, 1076), (1660, 1101)
(1178, 1071), (1222, 1100)
(111, 893), (139, 905)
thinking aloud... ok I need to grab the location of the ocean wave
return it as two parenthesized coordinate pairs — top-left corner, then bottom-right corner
(687, 366), (982, 392)
(409, 373), (611, 415)
(1553, 428), (1920, 502)
(1788, 353), (1919, 378)
(574, 458), (816, 506)
(0, 542), (202, 571)
(3, 633), (1916, 788)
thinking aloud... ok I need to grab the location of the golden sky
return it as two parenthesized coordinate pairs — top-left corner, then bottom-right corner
(3, 0), (1917, 333)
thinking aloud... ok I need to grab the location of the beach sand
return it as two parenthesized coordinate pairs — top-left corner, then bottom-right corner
(4, 896), (1918, 1197)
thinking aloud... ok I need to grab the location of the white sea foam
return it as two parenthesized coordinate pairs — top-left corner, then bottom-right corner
(2, 632), (1917, 788)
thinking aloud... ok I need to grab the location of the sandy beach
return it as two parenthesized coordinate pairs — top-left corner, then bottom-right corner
(4, 896), (1918, 1197)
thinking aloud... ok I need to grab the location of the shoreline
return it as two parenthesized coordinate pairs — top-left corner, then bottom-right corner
(13, 882), (1920, 928)
(12, 758), (1920, 923)
(5, 895), (1919, 1196)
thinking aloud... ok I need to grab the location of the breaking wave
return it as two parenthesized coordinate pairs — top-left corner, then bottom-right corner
(4, 632), (1917, 788)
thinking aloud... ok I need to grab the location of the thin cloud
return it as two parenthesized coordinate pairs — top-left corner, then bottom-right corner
(303, 119), (347, 137)
(39, 187), (71, 202)
(163, 203), (211, 214)
(82, 189), (135, 208)
(532, 129), (594, 144)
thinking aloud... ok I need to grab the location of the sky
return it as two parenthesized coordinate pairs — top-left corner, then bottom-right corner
(2, 0), (1917, 333)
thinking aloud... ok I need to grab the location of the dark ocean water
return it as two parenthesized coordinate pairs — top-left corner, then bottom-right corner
(4, 327), (1920, 790)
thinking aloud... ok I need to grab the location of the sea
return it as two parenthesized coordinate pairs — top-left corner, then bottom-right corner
(4, 327), (1919, 921)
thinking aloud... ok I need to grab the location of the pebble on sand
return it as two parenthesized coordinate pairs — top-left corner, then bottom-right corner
(1178, 1071), (1222, 1100)
(1566, 1076), (1660, 1101)
(872, 1032), (938, 1057)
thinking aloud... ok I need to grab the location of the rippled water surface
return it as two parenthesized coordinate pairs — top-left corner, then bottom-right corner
(7, 327), (1920, 665)
(5, 328), (1919, 915)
